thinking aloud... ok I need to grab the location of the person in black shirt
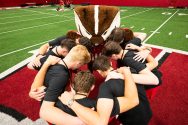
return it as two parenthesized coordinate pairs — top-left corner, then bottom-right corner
(28, 30), (81, 68)
(102, 41), (159, 125)
(29, 45), (91, 125)
(56, 70), (96, 116)
(59, 55), (159, 125)
(27, 38), (76, 70)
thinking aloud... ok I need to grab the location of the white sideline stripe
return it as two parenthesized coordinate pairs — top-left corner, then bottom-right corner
(141, 28), (145, 31)
(121, 8), (153, 19)
(0, 40), (50, 58)
(155, 50), (168, 61)
(0, 56), (33, 80)
(0, 49), (38, 79)
(169, 32), (172, 35)
(143, 10), (179, 44)
(144, 43), (188, 55)
(130, 26), (134, 29)
(0, 18), (74, 35)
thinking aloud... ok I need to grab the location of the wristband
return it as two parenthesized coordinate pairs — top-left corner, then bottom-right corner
(67, 99), (74, 107)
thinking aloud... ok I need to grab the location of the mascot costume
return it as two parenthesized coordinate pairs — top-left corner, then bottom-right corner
(74, 5), (120, 55)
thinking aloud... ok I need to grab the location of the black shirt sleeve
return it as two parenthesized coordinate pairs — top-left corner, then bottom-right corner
(129, 37), (142, 46)
(44, 71), (69, 102)
(48, 35), (67, 47)
(97, 79), (125, 116)
(97, 82), (114, 99)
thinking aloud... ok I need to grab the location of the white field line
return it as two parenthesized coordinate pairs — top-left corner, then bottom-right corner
(0, 8), (73, 20)
(155, 50), (168, 61)
(0, 11), (73, 25)
(0, 7), (74, 24)
(0, 40), (51, 58)
(144, 43), (188, 55)
(0, 15), (58, 25)
(0, 13), (41, 20)
(0, 18), (74, 35)
(22, 9), (73, 19)
(0, 49), (38, 79)
(0, 7), (153, 57)
(143, 10), (179, 44)
(121, 8), (153, 19)
(0, 56), (33, 80)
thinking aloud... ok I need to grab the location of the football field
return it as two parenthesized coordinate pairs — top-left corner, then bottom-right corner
(0, 6), (188, 73)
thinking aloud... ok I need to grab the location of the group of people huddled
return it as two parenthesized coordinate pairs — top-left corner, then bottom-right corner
(28, 28), (162, 125)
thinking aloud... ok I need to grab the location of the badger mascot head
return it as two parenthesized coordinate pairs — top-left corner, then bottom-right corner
(74, 5), (120, 46)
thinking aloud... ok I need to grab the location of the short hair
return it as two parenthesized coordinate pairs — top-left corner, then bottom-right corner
(92, 55), (111, 71)
(102, 41), (122, 57)
(73, 70), (95, 93)
(68, 45), (91, 64)
(79, 37), (94, 53)
(107, 28), (125, 43)
(66, 30), (81, 41)
(124, 28), (134, 43)
(60, 39), (76, 51)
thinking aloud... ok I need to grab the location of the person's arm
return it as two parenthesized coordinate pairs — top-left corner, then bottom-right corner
(38, 43), (50, 56)
(132, 68), (159, 85)
(27, 43), (50, 69)
(40, 101), (85, 125)
(146, 54), (158, 70)
(58, 68), (138, 125)
(133, 32), (147, 41)
(58, 91), (112, 125)
(125, 44), (151, 63)
(116, 67), (139, 113)
(29, 56), (60, 101)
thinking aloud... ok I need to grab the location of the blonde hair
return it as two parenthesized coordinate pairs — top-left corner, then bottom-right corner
(68, 45), (91, 64)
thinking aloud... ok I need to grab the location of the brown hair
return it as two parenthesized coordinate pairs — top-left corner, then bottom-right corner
(79, 37), (94, 53)
(92, 55), (111, 71)
(124, 28), (134, 43)
(107, 28), (125, 43)
(73, 70), (95, 93)
(60, 39), (76, 51)
(66, 30), (81, 41)
(102, 41), (122, 57)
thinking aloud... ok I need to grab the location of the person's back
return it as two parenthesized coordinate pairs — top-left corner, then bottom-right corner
(55, 70), (96, 116)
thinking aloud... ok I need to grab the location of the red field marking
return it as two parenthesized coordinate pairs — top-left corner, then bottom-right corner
(0, 67), (39, 120)
(149, 52), (188, 125)
(150, 48), (162, 57)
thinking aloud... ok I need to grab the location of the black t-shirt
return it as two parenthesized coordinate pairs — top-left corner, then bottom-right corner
(34, 50), (63, 70)
(49, 35), (67, 48)
(55, 98), (96, 116)
(120, 50), (147, 73)
(120, 37), (142, 49)
(98, 79), (152, 125)
(43, 64), (69, 102)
